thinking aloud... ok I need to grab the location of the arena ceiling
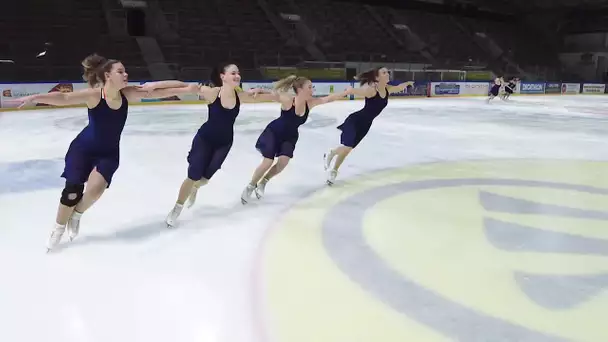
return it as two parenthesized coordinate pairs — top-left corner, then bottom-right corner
(338, 0), (608, 12)
(452, 0), (608, 11)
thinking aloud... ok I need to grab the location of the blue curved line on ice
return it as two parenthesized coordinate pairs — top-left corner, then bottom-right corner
(0, 159), (64, 194)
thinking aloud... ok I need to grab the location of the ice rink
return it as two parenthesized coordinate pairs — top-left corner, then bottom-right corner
(1, 95), (608, 342)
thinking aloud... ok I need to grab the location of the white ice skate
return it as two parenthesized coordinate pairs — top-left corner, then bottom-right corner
(255, 178), (268, 199)
(166, 203), (183, 228)
(47, 224), (66, 252)
(327, 169), (338, 186)
(323, 149), (335, 171)
(185, 186), (199, 209)
(241, 184), (255, 204)
(67, 211), (82, 242)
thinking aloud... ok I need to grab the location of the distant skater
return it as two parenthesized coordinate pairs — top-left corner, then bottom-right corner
(487, 76), (504, 103)
(501, 77), (518, 100)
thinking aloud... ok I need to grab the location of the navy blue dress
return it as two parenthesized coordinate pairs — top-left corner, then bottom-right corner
(255, 99), (309, 159)
(505, 81), (516, 94)
(337, 86), (388, 148)
(187, 88), (240, 181)
(490, 81), (501, 96)
(62, 88), (128, 188)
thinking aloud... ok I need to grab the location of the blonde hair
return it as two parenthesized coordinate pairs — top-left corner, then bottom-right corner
(274, 75), (310, 93)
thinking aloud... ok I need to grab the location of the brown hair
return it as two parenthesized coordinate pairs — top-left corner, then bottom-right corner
(210, 62), (237, 87)
(81, 53), (121, 87)
(355, 67), (383, 86)
(274, 75), (310, 93)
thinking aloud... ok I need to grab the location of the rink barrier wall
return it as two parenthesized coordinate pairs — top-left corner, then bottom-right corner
(0, 80), (605, 110)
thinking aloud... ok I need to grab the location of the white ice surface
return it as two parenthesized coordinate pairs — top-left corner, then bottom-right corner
(1, 95), (608, 342)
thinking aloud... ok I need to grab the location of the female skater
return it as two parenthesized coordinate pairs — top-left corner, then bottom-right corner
(240, 75), (351, 204)
(487, 76), (504, 103)
(501, 77), (518, 100)
(163, 63), (275, 227)
(322, 67), (411, 185)
(14, 54), (197, 251)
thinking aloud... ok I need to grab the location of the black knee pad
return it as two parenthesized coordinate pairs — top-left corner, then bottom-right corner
(60, 183), (84, 207)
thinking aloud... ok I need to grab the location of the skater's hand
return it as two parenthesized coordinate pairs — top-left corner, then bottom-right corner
(186, 83), (201, 93)
(247, 88), (267, 98)
(10, 95), (37, 109)
(136, 82), (159, 94)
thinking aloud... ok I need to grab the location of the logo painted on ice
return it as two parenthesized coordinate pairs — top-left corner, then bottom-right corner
(257, 160), (608, 342)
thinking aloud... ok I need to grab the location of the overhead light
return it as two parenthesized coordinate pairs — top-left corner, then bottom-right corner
(0, 59), (15, 63)
(36, 51), (47, 58)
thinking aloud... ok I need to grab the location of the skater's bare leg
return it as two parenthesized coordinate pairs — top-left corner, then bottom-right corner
(177, 177), (208, 205)
(264, 156), (290, 181)
(332, 146), (353, 171)
(250, 158), (274, 185)
(74, 169), (107, 213)
(56, 204), (75, 226)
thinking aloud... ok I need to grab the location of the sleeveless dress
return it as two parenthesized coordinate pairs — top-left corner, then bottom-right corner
(255, 99), (309, 159)
(337, 86), (388, 148)
(62, 88), (128, 187)
(187, 88), (240, 180)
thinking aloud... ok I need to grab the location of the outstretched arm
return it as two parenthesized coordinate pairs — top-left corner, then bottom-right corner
(123, 83), (201, 102)
(239, 88), (281, 103)
(238, 88), (282, 103)
(387, 81), (412, 94)
(309, 87), (351, 108)
(13, 88), (100, 108)
(348, 85), (376, 98)
(139, 80), (190, 90)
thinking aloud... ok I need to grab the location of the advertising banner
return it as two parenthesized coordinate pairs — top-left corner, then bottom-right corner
(519, 82), (545, 94)
(545, 82), (561, 94)
(432, 82), (461, 96)
(462, 82), (490, 96)
(561, 83), (580, 94)
(582, 83), (606, 94)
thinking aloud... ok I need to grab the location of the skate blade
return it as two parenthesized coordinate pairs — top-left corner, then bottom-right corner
(241, 198), (248, 205)
(185, 198), (195, 209)
(165, 219), (176, 229)
(323, 153), (330, 171)
(326, 180), (334, 186)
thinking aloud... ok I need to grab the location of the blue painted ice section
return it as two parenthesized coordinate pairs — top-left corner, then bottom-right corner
(0, 159), (64, 194)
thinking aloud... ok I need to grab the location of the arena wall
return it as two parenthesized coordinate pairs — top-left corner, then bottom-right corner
(0, 80), (604, 110)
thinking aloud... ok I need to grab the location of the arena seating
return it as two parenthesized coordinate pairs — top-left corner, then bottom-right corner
(0, 0), (564, 82)
(156, 0), (306, 76)
(391, 9), (487, 66)
(457, 17), (559, 69)
(0, 0), (147, 82)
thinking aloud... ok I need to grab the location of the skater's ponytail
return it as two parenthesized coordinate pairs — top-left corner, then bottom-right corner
(82, 54), (120, 87)
(274, 75), (310, 93)
(355, 67), (382, 86)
